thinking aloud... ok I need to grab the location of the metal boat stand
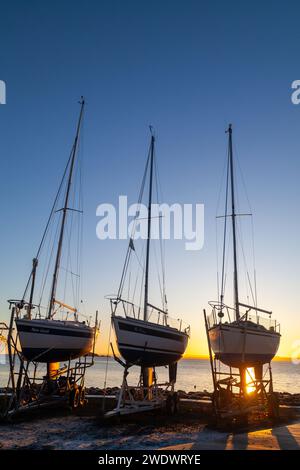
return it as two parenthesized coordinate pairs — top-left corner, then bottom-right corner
(104, 344), (179, 418)
(0, 302), (99, 421)
(204, 309), (279, 428)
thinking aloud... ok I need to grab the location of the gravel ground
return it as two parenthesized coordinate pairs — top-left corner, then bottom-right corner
(0, 405), (299, 450)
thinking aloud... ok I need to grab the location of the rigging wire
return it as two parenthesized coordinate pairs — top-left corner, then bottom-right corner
(220, 141), (230, 305)
(215, 218), (220, 302)
(55, 138), (84, 320)
(138, 260), (146, 318)
(236, 222), (256, 306)
(152, 239), (164, 309)
(38, 213), (61, 312)
(22, 147), (74, 302)
(215, 141), (231, 303)
(223, 225), (231, 299)
(251, 216), (258, 307)
(218, 131), (258, 309)
(113, 131), (169, 326)
(233, 139), (257, 307)
(37, 210), (58, 306)
(154, 150), (167, 311)
(77, 113), (85, 312)
(116, 140), (151, 300)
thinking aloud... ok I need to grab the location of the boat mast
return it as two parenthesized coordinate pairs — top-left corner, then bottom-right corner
(47, 98), (85, 319)
(227, 124), (240, 321)
(27, 258), (38, 320)
(143, 130), (155, 322)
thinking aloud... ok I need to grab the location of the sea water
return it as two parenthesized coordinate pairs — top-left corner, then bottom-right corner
(0, 356), (299, 393)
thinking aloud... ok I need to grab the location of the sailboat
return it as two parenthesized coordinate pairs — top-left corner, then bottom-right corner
(110, 130), (190, 370)
(207, 124), (280, 368)
(13, 98), (96, 363)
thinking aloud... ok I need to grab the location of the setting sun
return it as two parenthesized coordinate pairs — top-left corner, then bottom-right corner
(246, 367), (256, 394)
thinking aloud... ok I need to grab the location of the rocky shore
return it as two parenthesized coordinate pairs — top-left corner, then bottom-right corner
(275, 392), (300, 406)
(85, 387), (300, 405)
(1, 386), (300, 406)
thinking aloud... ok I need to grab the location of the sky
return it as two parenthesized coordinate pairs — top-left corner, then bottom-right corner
(0, 0), (300, 358)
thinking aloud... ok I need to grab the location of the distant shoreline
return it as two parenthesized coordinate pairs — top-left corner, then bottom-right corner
(85, 354), (294, 361)
(0, 353), (294, 362)
(182, 355), (292, 361)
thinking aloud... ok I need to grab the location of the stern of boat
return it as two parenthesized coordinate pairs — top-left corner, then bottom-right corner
(110, 297), (190, 367)
(206, 301), (281, 367)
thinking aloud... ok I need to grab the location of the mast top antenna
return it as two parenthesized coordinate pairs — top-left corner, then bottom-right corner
(149, 125), (155, 139)
(226, 123), (232, 134)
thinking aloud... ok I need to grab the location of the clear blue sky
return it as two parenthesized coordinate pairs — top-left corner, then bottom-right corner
(1, 0), (300, 357)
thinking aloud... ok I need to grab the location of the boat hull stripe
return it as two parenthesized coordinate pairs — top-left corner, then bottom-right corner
(117, 321), (185, 342)
(209, 324), (280, 339)
(118, 342), (183, 355)
(16, 323), (93, 338)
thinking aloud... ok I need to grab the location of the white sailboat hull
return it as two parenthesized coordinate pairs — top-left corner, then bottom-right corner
(208, 323), (280, 367)
(112, 316), (189, 367)
(16, 318), (94, 363)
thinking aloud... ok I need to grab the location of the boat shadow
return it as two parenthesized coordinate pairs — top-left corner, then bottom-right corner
(271, 424), (300, 450)
(189, 422), (300, 450)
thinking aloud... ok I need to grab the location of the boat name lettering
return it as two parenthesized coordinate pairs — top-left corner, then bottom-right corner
(32, 328), (50, 334)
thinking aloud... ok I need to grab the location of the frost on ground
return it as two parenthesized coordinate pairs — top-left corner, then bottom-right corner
(1, 414), (300, 450)
(0, 416), (202, 450)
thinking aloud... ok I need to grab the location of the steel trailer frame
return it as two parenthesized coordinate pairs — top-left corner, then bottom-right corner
(0, 302), (99, 420)
(204, 308), (279, 427)
(104, 344), (179, 418)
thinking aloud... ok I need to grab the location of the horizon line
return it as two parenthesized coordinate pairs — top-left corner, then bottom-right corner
(183, 354), (292, 361)
(0, 353), (292, 361)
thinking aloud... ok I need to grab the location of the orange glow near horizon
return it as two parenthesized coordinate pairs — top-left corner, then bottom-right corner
(94, 329), (294, 362)
(182, 353), (292, 361)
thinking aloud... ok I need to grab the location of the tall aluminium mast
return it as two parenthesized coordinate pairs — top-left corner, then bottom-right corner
(227, 124), (240, 321)
(142, 129), (155, 389)
(47, 98), (85, 319)
(143, 131), (155, 322)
